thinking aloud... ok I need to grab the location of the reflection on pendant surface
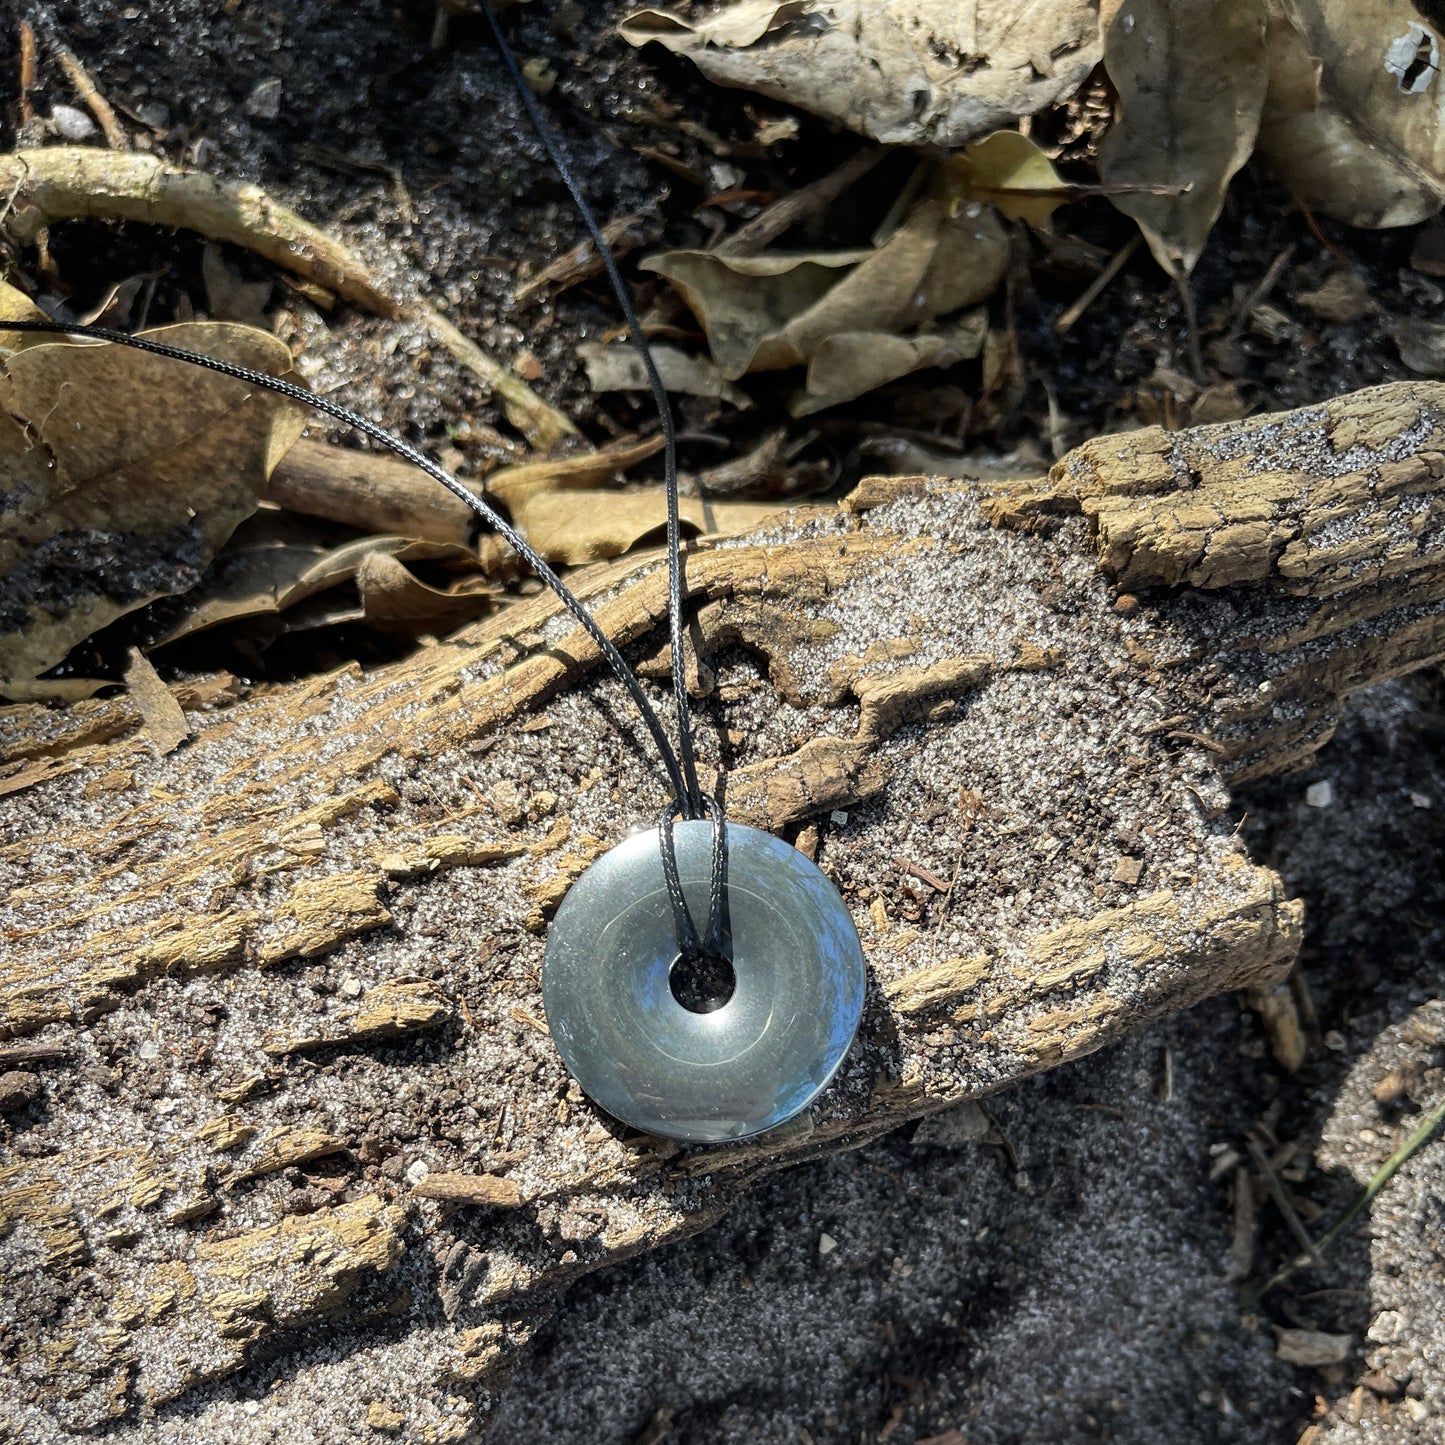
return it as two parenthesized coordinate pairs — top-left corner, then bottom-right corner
(543, 821), (867, 1142)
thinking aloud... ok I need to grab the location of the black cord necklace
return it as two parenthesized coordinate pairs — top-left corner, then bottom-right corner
(1, 2), (866, 1143)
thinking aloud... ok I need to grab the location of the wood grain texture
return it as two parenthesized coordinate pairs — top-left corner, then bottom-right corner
(3, 381), (1443, 1440)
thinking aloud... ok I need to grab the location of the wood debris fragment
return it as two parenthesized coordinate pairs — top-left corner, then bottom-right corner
(514, 211), (658, 306)
(411, 1172), (525, 1207)
(3, 384), (1444, 1430)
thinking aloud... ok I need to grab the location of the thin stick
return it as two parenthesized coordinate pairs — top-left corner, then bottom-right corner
(716, 147), (885, 258)
(1224, 243), (1294, 342)
(413, 302), (580, 452)
(51, 41), (126, 149)
(1247, 1136), (1321, 1265)
(18, 19), (36, 126)
(1255, 1092), (1445, 1301)
(1054, 233), (1141, 336)
(514, 212), (655, 308)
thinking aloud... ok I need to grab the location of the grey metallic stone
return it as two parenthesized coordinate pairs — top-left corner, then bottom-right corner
(543, 820), (866, 1143)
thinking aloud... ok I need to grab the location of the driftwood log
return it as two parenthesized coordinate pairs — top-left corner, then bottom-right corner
(2, 381), (1443, 1440)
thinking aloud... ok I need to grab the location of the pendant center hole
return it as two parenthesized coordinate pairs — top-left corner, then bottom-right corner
(669, 950), (736, 1014)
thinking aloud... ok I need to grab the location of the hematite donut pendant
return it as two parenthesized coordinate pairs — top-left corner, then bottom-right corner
(542, 820), (866, 1143)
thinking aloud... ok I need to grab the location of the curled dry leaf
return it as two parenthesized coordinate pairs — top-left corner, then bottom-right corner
(0, 283), (305, 700)
(353, 551), (498, 634)
(640, 250), (870, 379)
(1259, 0), (1445, 228)
(483, 435), (666, 515)
(643, 184), (1006, 413)
(1392, 315), (1445, 375)
(795, 316), (987, 418)
(1099, 0), (1270, 275)
(619, 1), (1103, 148)
(152, 516), (483, 646)
(149, 513), (334, 644)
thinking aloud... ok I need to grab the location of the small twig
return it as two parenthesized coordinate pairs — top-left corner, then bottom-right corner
(984, 1106), (1020, 1173)
(411, 303), (581, 452)
(1054, 233), (1141, 336)
(715, 146), (885, 258)
(1224, 243), (1295, 344)
(0, 1041), (69, 1069)
(897, 857), (950, 892)
(1247, 1136), (1321, 1266)
(17, 19), (37, 127)
(1226, 1164), (1256, 1282)
(1255, 1092), (1445, 1301)
(1165, 728), (1227, 755)
(50, 40), (127, 149)
(928, 842), (966, 966)
(514, 211), (657, 308)
(1294, 197), (1350, 264)
(266, 437), (483, 547)
(965, 178), (1190, 210)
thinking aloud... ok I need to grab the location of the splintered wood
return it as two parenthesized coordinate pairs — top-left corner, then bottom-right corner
(2, 382), (1443, 1438)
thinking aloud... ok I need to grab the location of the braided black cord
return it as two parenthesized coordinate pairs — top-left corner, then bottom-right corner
(480, 0), (729, 967)
(478, 0), (705, 822)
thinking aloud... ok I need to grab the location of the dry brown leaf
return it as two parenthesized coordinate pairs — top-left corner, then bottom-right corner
(0, 283), (305, 700)
(122, 647), (190, 755)
(354, 552), (498, 634)
(483, 436), (666, 515)
(643, 182), (1005, 411)
(792, 314), (987, 417)
(1099, 0), (1271, 275)
(1259, 0), (1445, 228)
(578, 342), (753, 407)
(516, 489), (787, 564)
(151, 516), (478, 646)
(620, 2), (1103, 148)
(1392, 314), (1445, 374)
(201, 243), (273, 324)
(148, 513), (333, 644)
(639, 251), (869, 379)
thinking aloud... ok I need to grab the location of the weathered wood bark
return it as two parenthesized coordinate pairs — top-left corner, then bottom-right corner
(1, 381), (1442, 1441)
